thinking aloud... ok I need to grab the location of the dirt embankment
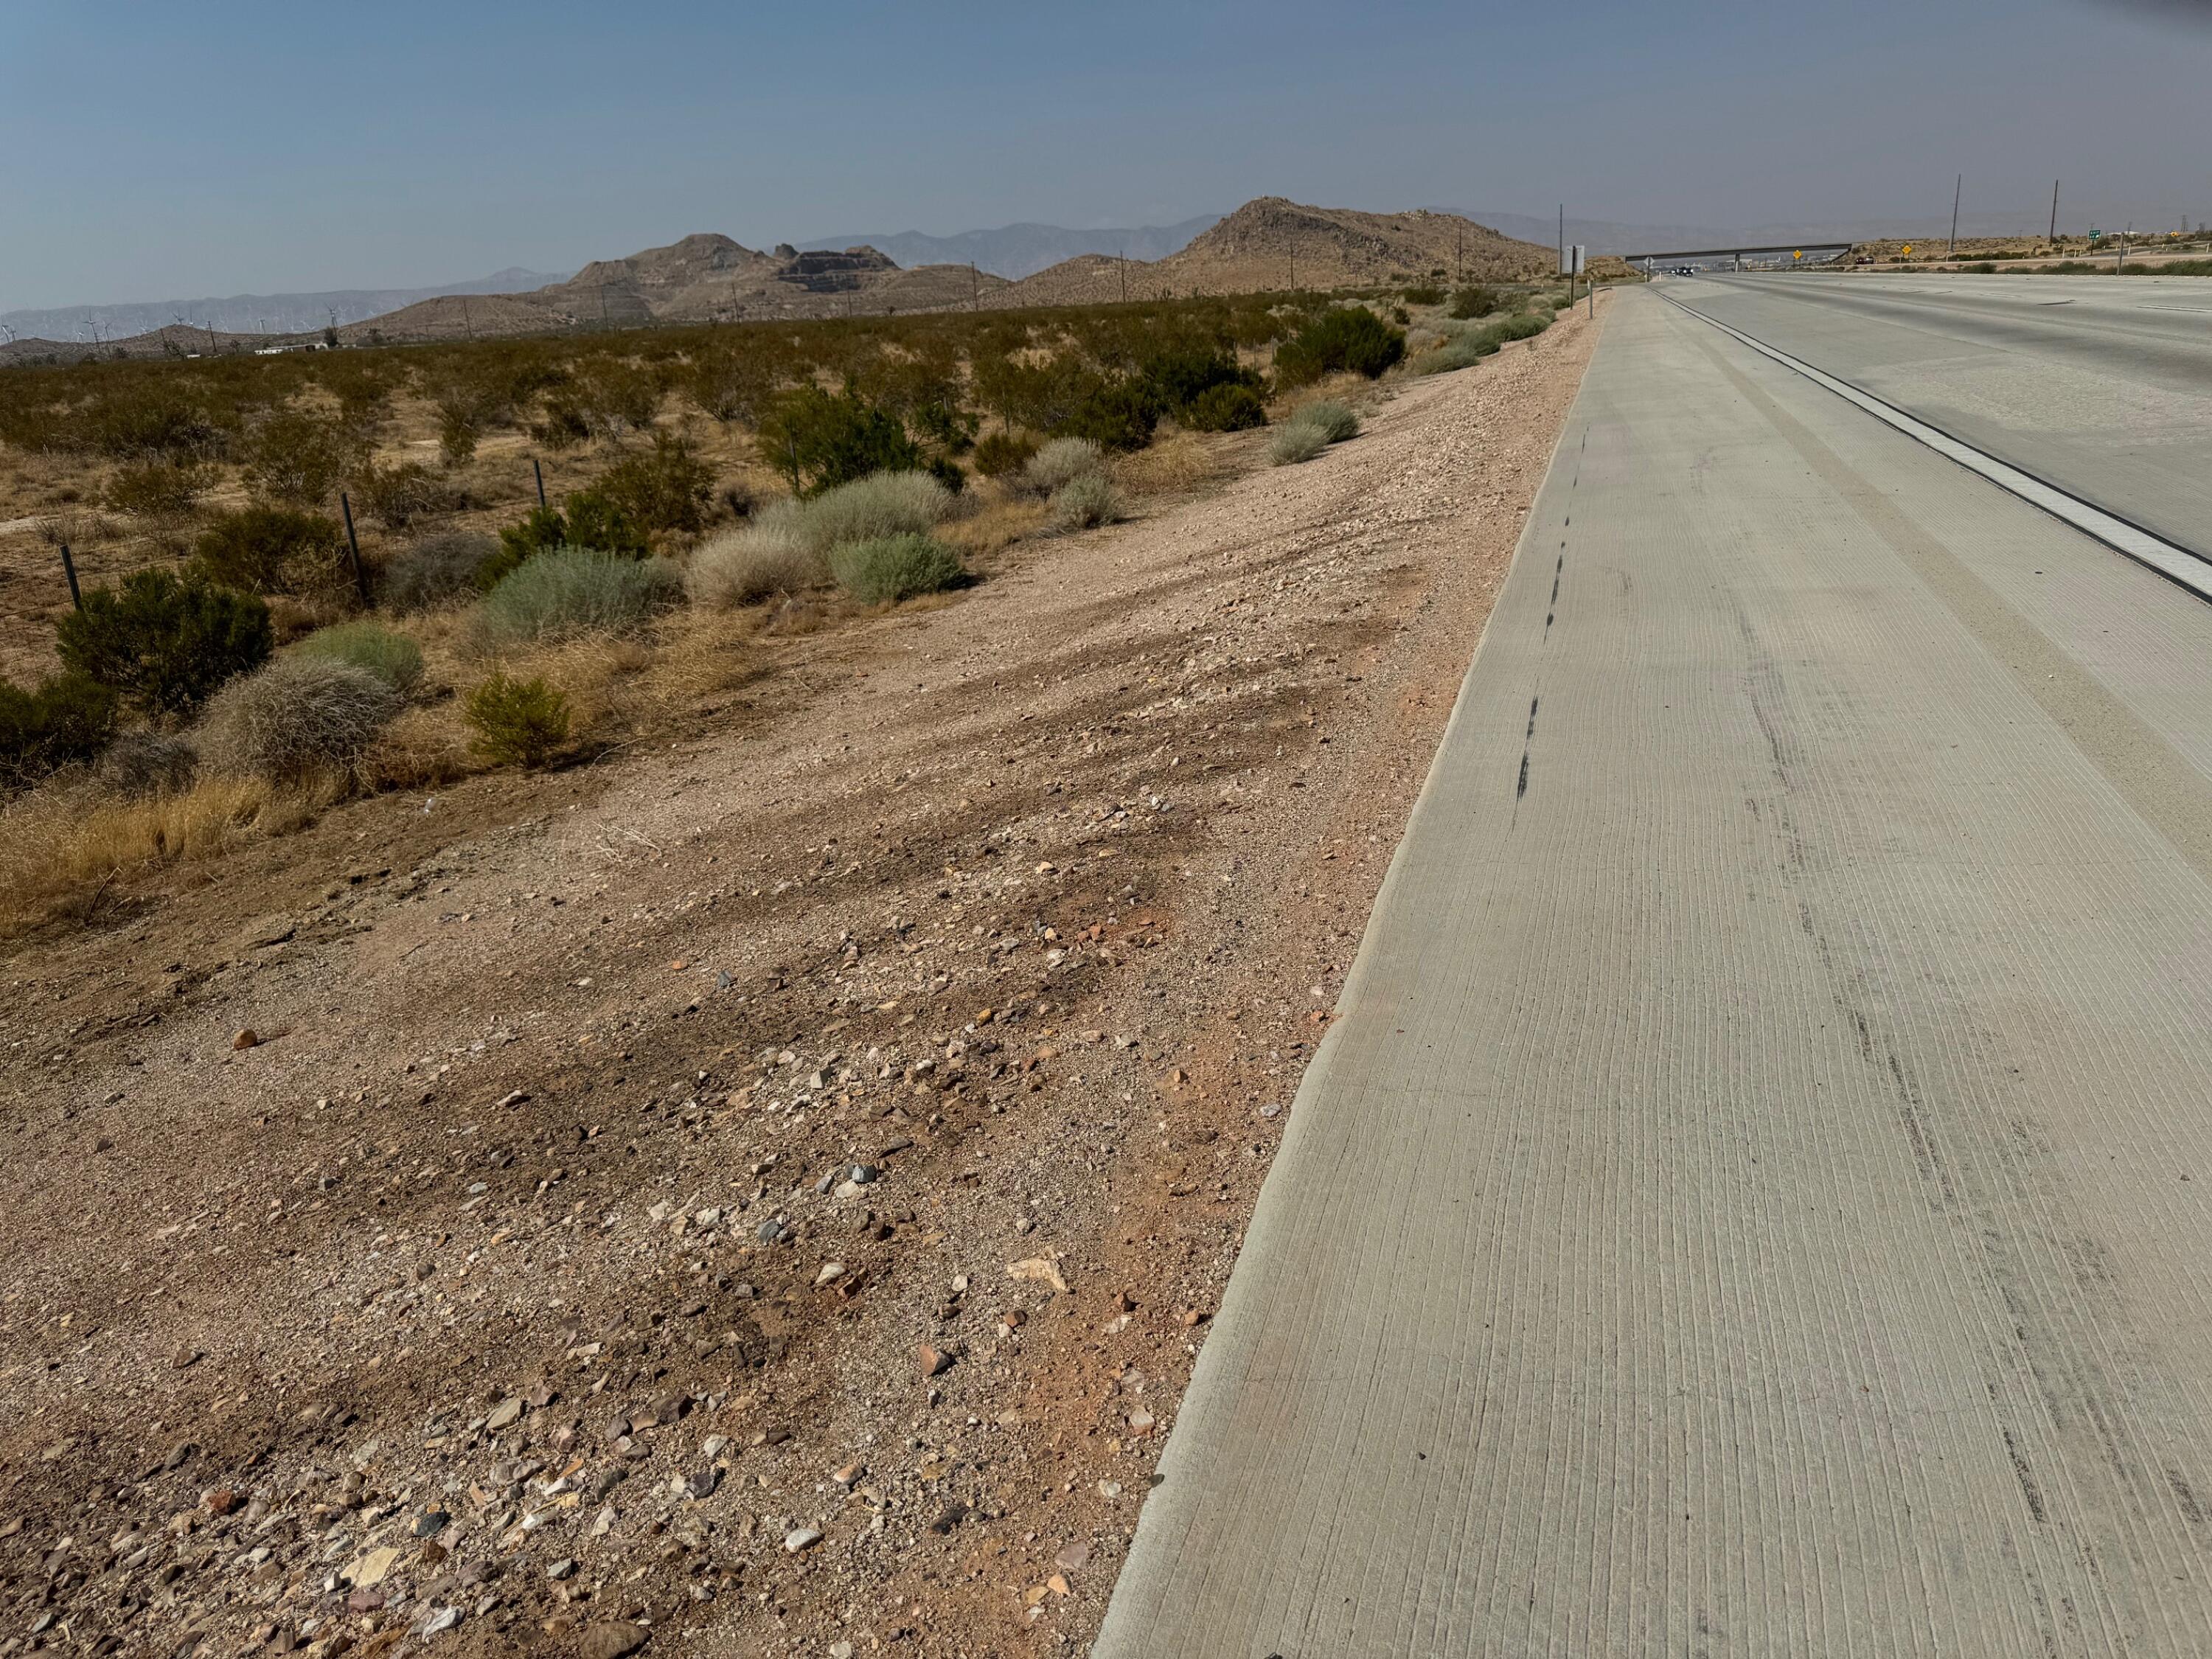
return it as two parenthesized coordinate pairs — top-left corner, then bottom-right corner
(0, 299), (1607, 1658)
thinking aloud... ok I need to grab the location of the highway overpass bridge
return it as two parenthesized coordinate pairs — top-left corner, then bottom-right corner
(1627, 240), (1855, 271)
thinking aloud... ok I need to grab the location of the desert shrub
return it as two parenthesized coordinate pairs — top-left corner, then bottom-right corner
(1057, 377), (1158, 452)
(296, 621), (425, 692)
(687, 519), (826, 608)
(970, 352), (1104, 433)
(1291, 400), (1359, 443)
(591, 431), (714, 535)
(479, 546), (681, 643)
(678, 344), (778, 425)
(1964, 261), (1997, 274)
(240, 408), (365, 505)
(1413, 335), (1498, 375)
(1137, 340), (1256, 417)
(557, 357), (667, 439)
(195, 656), (402, 784)
(486, 493), (648, 587)
(1448, 285), (1498, 319)
(463, 672), (571, 768)
(1185, 383), (1268, 432)
(1274, 307), (1406, 386)
(1491, 311), (1551, 343)
(801, 470), (958, 551)
(78, 385), (226, 462)
(1017, 437), (1106, 499)
(0, 673), (117, 790)
(759, 385), (922, 495)
(1048, 473), (1126, 532)
(1267, 422), (1331, 466)
(103, 458), (213, 521)
(348, 459), (459, 530)
(192, 506), (348, 595)
(58, 568), (273, 716)
(829, 534), (965, 604)
(379, 530), (495, 612)
(1402, 285), (1446, 307)
(923, 455), (967, 495)
(973, 431), (1039, 478)
(94, 729), (198, 799)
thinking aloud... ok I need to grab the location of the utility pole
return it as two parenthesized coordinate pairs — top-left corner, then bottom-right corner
(2050, 179), (2059, 246)
(1947, 174), (1961, 257)
(970, 262), (978, 310)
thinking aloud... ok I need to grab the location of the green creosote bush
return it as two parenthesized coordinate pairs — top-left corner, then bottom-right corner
(1267, 422), (1331, 466)
(1273, 306), (1407, 387)
(1054, 377), (1159, 453)
(759, 385), (922, 495)
(1183, 383), (1268, 432)
(1015, 437), (1106, 499)
(686, 518), (826, 608)
(463, 672), (571, 769)
(102, 458), (213, 521)
(0, 672), (118, 790)
(590, 430), (715, 535)
(479, 546), (682, 644)
(295, 621), (425, 692)
(828, 533), (966, 604)
(240, 408), (366, 506)
(57, 568), (273, 717)
(1048, 473), (1126, 532)
(1402, 285), (1446, 307)
(973, 431), (1040, 478)
(484, 492), (648, 588)
(191, 505), (349, 595)
(378, 530), (497, 613)
(1447, 285), (1499, 319)
(194, 656), (403, 785)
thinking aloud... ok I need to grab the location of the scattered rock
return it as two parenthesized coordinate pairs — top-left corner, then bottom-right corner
(348, 1545), (403, 1587)
(1054, 1540), (1091, 1571)
(1009, 1257), (1068, 1293)
(783, 1526), (823, 1553)
(232, 1029), (260, 1051)
(486, 1397), (525, 1431)
(578, 1621), (650, 1659)
(918, 1344), (956, 1377)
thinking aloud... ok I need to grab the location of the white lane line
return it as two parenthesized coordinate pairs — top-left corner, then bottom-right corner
(1662, 294), (2212, 604)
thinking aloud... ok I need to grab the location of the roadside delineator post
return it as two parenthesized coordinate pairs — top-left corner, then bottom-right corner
(59, 543), (83, 611)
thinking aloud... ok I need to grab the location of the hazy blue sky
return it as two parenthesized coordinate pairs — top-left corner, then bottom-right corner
(3, 0), (2206, 310)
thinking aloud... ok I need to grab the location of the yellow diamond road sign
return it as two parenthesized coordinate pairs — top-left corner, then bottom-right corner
(1902, 243), (1913, 255)
(1793, 249), (1803, 260)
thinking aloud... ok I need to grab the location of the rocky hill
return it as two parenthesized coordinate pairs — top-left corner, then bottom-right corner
(338, 234), (1006, 341)
(995, 198), (1556, 305)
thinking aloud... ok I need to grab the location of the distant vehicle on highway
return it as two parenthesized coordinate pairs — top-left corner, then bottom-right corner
(1674, 266), (1696, 276)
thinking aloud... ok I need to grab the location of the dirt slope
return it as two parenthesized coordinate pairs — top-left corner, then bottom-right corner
(0, 300), (1607, 1657)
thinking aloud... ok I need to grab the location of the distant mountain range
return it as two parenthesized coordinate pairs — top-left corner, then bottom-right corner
(0, 268), (573, 346)
(795, 216), (1222, 280)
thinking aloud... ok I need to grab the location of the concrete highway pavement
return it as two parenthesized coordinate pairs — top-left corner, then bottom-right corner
(1096, 286), (2212, 1656)
(1672, 271), (2212, 556)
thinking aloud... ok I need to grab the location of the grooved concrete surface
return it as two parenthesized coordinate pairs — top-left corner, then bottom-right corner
(1677, 271), (2212, 555)
(1095, 289), (2212, 1658)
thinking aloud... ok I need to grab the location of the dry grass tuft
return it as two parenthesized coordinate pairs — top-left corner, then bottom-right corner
(0, 773), (337, 935)
(1115, 431), (1217, 496)
(938, 496), (1049, 559)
